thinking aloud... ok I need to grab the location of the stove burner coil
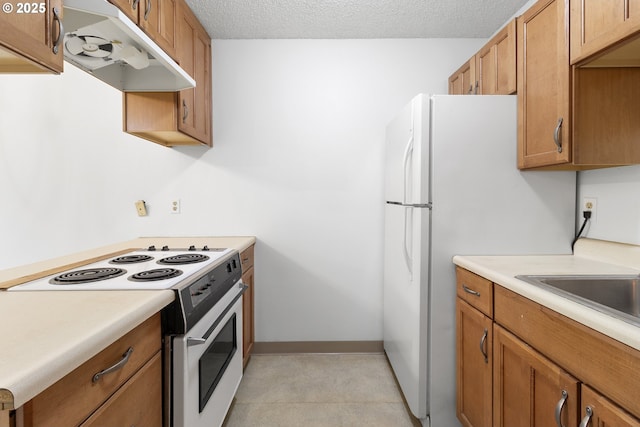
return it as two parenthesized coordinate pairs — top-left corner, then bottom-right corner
(157, 254), (210, 265)
(49, 268), (127, 285)
(110, 254), (154, 264)
(128, 268), (183, 282)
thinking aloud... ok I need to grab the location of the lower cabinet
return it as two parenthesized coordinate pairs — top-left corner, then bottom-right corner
(455, 267), (640, 427)
(493, 325), (579, 427)
(21, 314), (162, 427)
(456, 299), (492, 427)
(240, 244), (255, 367)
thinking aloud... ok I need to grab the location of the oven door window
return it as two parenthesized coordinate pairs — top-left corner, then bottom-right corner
(199, 313), (237, 412)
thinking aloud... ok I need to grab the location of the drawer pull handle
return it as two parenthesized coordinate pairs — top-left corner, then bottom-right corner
(555, 390), (568, 427)
(92, 347), (134, 383)
(144, 0), (152, 21)
(242, 258), (250, 262)
(579, 406), (593, 427)
(462, 284), (480, 297)
(479, 328), (488, 364)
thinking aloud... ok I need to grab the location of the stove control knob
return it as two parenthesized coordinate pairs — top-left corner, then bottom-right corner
(162, 246), (170, 251)
(188, 245), (196, 251)
(226, 263), (232, 273)
(148, 245), (156, 251)
(202, 245), (210, 251)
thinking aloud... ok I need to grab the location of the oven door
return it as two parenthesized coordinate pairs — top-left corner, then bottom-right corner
(172, 287), (244, 427)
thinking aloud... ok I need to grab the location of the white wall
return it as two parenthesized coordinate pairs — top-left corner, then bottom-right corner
(577, 166), (640, 245)
(0, 38), (482, 342)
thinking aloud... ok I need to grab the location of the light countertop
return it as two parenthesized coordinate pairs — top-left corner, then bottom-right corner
(453, 238), (640, 352)
(0, 236), (256, 411)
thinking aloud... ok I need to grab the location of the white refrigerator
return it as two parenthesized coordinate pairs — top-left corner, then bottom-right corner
(383, 94), (576, 426)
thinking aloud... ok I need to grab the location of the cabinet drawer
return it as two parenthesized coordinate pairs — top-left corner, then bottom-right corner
(79, 352), (162, 427)
(24, 314), (162, 427)
(456, 267), (493, 317)
(240, 245), (255, 273)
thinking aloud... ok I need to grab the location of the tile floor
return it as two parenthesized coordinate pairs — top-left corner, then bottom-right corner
(223, 353), (421, 427)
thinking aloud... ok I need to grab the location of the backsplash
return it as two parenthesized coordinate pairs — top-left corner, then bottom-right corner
(577, 165), (640, 246)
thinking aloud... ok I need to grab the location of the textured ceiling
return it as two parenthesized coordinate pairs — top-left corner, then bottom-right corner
(184, 0), (531, 39)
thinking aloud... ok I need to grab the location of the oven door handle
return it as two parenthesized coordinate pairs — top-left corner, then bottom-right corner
(186, 283), (248, 346)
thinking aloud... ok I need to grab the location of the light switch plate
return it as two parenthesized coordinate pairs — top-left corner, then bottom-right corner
(135, 200), (147, 216)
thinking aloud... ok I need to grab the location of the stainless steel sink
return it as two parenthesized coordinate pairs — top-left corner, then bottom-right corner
(515, 274), (640, 326)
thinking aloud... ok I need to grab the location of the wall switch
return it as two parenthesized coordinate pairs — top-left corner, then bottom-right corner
(135, 200), (147, 217)
(582, 197), (597, 222)
(171, 199), (181, 214)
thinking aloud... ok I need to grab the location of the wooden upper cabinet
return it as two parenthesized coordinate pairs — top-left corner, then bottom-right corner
(109, 0), (177, 61)
(517, 0), (571, 169)
(176, 0), (212, 145)
(0, 0), (64, 73)
(477, 20), (516, 95)
(140, 0), (177, 60)
(448, 57), (477, 95)
(123, 0), (212, 147)
(570, 0), (640, 64)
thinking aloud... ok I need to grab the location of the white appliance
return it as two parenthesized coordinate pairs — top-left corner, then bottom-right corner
(383, 94), (576, 426)
(62, 0), (195, 92)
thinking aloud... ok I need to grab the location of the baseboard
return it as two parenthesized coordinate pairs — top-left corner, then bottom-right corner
(252, 340), (384, 354)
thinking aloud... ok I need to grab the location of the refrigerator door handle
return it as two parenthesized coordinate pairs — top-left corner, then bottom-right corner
(402, 135), (414, 204)
(403, 206), (413, 278)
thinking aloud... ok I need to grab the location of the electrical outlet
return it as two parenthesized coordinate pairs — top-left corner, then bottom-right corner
(171, 199), (181, 214)
(582, 197), (597, 222)
(135, 200), (147, 217)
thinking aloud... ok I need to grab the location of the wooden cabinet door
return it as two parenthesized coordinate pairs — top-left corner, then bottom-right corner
(79, 353), (162, 427)
(517, 0), (571, 169)
(580, 385), (640, 426)
(140, 0), (177, 60)
(493, 325), (579, 427)
(108, 0), (140, 23)
(242, 266), (255, 367)
(448, 57), (477, 95)
(177, 0), (212, 146)
(0, 0), (64, 73)
(456, 299), (492, 427)
(477, 45), (496, 95)
(570, 0), (640, 64)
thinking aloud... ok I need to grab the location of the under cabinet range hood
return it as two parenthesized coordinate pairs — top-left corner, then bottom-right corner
(62, 0), (195, 91)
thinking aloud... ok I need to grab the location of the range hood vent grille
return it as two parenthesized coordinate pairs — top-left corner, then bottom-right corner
(62, 0), (195, 92)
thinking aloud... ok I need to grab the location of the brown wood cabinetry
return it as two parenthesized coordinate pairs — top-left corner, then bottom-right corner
(517, 0), (571, 169)
(456, 267), (640, 426)
(455, 268), (493, 427)
(22, 314), (162, 427)
(448, 58), (476, 95)
(493, 325), (579, 427)
(109, 0), (177, 60)
(570, 0), (640, 64)
(123, 0), (212, 147)
(241, 245), (255, 368)
(477, 20), (516, 95)
(0, 0), (64, 73)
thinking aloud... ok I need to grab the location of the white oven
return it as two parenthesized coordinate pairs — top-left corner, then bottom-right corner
(171, 283), (244, 427)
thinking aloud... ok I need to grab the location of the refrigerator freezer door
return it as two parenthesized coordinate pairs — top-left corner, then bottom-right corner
(383, 202), (429, 419)
(384, 94), (430, 205)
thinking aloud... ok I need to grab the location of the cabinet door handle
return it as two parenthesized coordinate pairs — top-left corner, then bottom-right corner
(578, 406), (593, 427)
(554, 389), (568, 427)
(144, 0), (152, 21)
(182, 99), (189, 123)
(553, 117), (563, 153)
(467, 84), (473, 94)
(92, 347), (134, 383)
(52, 7), (63, 55)
(479, 328), (488, 364)
(132, 0), (140, 10)
(462, 284), (480, 297)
